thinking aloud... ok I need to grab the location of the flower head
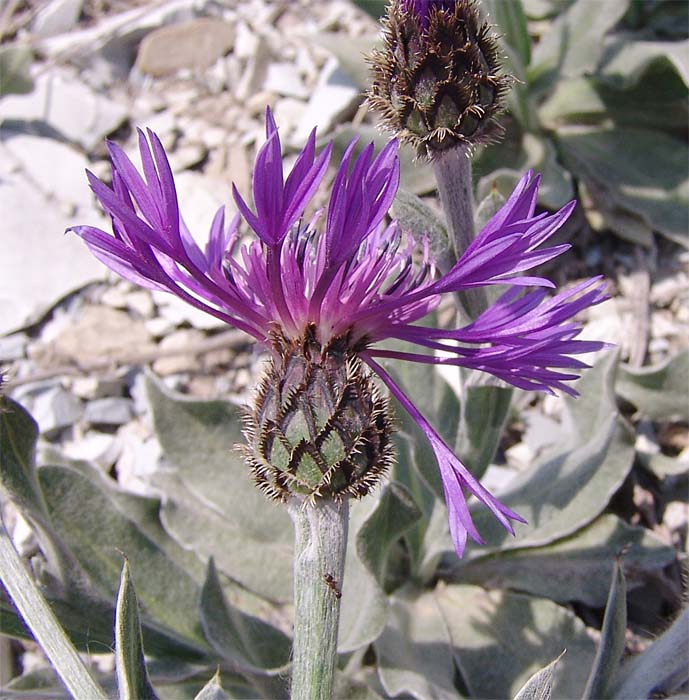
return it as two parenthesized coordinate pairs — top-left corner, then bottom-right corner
(71, 109), (608, 557)
(368, 0), (510, 156)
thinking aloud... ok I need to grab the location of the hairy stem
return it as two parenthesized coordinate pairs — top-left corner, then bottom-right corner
(288, 499), (349, 700)
(432, 145), (488, 318)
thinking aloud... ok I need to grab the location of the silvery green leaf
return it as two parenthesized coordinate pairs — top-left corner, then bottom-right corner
(333, 674), (385, 700)
(38, 464), (211, 656)
(311, 33), (378, 89)
(392, 189), (453, 271)
(528, 0), (629, 86)
(474, 186), (506, 233)
(482, 0), (531, 67)
(146, 376), (294, 602)
(512, 652), (564, 700)
(0, 399), (87, 593)
(456, 385), (513, 480)
(356, 481), (422, 589)
(385, 358), (458, 581)
(611, 608), (689, 699)
(616, 350), (689, 420)
(0, 516), (108, 700)
(539, 75), (688, 134)
(338, 495), (389, 653)
(349, 0), (387, 20)
(449, 514), (676, 607)
(435, 585), (596, 699)
(374, 593), (460, 700)
(199, 558), (290, 673)
(600, 38), (689, 89)
(475, 133), (574, 210)
(462, 352), (635, 558)
(194, 671), (231, 700)
(556, 127), (688, 247)
(115, 560), (159, 700)
(582, 562), (626, 700)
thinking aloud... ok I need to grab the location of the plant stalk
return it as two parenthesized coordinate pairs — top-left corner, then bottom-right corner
(288, 498), (349, 700)
(431, 145), (488, 318)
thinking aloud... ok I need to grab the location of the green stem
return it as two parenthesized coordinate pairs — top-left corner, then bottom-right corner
(431, 145), (488, 318)
(288, 498), (349, 700)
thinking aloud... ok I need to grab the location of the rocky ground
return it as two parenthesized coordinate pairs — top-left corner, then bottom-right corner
(1, 0), (687, 688)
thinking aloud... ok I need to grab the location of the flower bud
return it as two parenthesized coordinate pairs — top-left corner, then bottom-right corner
(368, 0), (510, 157)
(244, 327), (394, 503)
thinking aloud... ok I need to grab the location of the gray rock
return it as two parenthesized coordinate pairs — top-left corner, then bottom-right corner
(115, 423), (162, 496)
(31, 386), (83, 436)
(236, 35), (271, 101)
(0, 139), (105, 334)
(135, 18), (235, 77)
(71, 375), (127, 400)
(264, 62), (308, 99)
(293, 57), (360, 142)
(169, 142), (207, 171)
(32, 0), (84, 38)
(38, 0), (212, 83)
(62, 430), (121, 468)
(84, 397), (135, 426)
(0, 70), (129, 150)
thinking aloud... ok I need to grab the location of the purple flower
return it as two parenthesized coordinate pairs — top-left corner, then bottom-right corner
(71, 109), (608, 557)
(402, 0), (457, 29)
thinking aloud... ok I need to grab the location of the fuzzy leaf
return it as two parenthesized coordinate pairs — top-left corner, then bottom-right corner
(115, 560), (159, 700)
(312, 32), (378, 89)
(616, 350), (689, 420)
(146, 376), (294, 602)
(461, 352), (635, 558)
(356, 481), (422, 588)
(582, 561), (626, 700)
(199, 558), (290, 673)
(449, 514), (676, 606)
(392, 189), (453, 271)
(38, 464), (211, 656)
(338, 496), (389, 653)
(611, 608), (689, 699)
(194, 671), (231, 700)
(557, 128), (689, 247)
(529, 0), (629, 85)
(0, 518), (108, 700)
(435, 585), (596, 699)
(483, 0), (532, 67)
(600, 38), (689, 89)
(374, 592), (460, 700)
(456, 385), (513, 480)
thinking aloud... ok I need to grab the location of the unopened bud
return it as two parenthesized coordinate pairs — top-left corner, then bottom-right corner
(369, 0), (510, 157)
(244, 327), (394, 503)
